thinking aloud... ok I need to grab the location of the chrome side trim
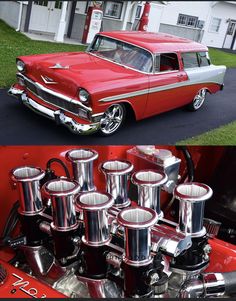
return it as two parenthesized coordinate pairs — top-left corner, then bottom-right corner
(17, 73), (92, 112)
(92, 112), (104, 118)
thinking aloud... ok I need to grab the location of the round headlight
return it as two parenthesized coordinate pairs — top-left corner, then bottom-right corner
(79, 89), (90, 103)
(16, 60), (25, 72)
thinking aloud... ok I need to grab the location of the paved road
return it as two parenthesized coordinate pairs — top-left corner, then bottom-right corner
(0, 68), (235, 145)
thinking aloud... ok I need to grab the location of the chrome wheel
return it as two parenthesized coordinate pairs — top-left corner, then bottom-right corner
(192, 88), (207, 110)
(99, 104), (125, 135)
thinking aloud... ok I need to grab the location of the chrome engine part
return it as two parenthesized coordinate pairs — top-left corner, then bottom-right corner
(4, 147), (236, 298)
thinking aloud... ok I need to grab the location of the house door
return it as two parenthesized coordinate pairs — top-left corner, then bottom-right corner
(29, 1), (63, 34)
(147, 3), (164, 32)
(223, 20), (236, 49)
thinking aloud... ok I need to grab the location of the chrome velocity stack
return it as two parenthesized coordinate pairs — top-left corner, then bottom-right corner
(117, 206), (158, 297)
(44, 178), (80, 231)
(43, 178), (80, 264)
(100, 159), (133, 208)
(76, 191), (114, 246)
(11, 166), (45, 215)
(174, 182), (213, 237)
(131, 169), (168, 218)
(66, 148), (98, 192)
(117, 207), (158, 266)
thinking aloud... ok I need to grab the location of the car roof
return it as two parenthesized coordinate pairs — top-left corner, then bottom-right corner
(99, 31), (208, 53)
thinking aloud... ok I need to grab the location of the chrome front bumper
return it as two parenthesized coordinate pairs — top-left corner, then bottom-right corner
(8, 86), (101, 135)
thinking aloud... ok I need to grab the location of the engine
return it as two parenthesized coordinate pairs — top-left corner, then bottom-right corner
(0, 145), (236, 298)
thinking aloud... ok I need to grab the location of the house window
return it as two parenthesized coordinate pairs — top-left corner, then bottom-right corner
(209, 17), (221, 33)
(197, 20), (205, 29)
(54, 0), (62, 9)
(104, 1), (123, 19)
(177, 14), (198, 28)
(227, 22), (236, 35)
(135, 5), (142, 19)
(33, 1), (48, 6)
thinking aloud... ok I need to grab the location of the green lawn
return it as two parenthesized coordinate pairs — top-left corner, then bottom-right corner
(177, 121), (236, 145)
(0, 19), (86, 88)
(208, 48), (236, 68)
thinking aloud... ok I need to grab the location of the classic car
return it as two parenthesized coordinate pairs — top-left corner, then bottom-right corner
(8, 31), (226, 136)
(0, 145), (236, 298)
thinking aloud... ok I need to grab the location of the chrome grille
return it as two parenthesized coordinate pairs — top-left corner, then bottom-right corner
(23, 76), (81, 116)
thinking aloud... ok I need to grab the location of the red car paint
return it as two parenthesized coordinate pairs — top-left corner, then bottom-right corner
(0, 260), (66, 298)
(12, 31), (224, 128)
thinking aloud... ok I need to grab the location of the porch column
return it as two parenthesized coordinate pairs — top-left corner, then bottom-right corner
(122, 1), (132, 30)
(54, 1), (68, 42)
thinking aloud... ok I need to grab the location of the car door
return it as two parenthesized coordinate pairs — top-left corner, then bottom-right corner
(145, 52), (189, 117)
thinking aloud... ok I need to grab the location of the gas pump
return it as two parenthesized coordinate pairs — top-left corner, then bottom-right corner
(82, 2), (103, 44)
(138, 1), (151, 31)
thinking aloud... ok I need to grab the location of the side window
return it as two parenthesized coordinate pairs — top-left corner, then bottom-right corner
(198, 52), (210, 67)
(182, 52), (199, 69)
(155, 53), (179, 72)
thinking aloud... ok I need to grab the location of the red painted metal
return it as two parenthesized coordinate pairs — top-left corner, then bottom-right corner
(138, 2), (151, 31)
(0, 260), (66, 298)
(12, 31), (220, 127)
(207, 239), (236, 272)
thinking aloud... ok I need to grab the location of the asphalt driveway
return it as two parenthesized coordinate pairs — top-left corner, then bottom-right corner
(0, 68), (235, 145)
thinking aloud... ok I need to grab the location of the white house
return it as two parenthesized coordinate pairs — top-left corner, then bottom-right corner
(146, 1), (236, 49)
(0, 1), (236, 50)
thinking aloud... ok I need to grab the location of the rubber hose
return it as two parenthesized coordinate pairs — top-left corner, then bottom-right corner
(176, 146), (194, 182)
(46, 158), (70, 178)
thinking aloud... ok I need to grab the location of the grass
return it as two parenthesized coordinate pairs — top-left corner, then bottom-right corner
(177, 121), (236, 145)
(0, 19), (86, 88)
(208, 48), (236, 68)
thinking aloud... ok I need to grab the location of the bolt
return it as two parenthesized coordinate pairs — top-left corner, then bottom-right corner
(203, 244), (212, 254)
(78, 266), (84, 274)
(150, 272), (159, 285)
(14, 261), (19, 268)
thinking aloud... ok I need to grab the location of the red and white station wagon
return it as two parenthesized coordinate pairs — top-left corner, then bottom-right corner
(9, 31), (226, 136)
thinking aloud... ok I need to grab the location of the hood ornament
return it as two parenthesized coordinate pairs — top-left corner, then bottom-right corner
(41, 75), (57, 84)
(49, 63), (69, 69)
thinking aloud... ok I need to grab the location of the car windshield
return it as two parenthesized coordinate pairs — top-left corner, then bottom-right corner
(88, 35), (153, 73)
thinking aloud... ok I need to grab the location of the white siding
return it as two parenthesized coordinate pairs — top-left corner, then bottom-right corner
(147, 1), (236, 48)
(202, 2), (236, 48)
(159, 1), (211, 26)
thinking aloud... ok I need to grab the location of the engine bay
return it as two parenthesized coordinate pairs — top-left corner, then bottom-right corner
(0, 145), (235, 298)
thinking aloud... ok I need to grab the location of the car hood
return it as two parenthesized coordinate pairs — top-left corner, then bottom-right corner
(22, 52), (145, 97)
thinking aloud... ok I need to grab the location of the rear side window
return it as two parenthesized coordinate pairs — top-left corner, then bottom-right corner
(182, 52), (199, 68)
(155, 53), (179, 72)
(182, 52), (211, 69)
(198, 52), (210, 66)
